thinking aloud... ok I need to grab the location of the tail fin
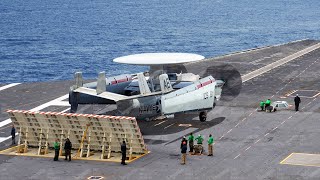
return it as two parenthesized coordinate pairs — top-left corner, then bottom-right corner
(137, 73), (151, 95)
(97, 71), (106, 94)
(74, 72), (83, 88)
(159, 74), (173, 93)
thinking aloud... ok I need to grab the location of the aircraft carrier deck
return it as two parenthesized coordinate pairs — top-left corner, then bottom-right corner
(0, 39), (320, 180)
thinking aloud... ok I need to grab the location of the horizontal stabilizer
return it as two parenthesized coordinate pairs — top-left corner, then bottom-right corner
(74, 87), (128, 102)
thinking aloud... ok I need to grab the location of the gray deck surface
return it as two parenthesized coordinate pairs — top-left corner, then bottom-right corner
(0, 39), (319, 180)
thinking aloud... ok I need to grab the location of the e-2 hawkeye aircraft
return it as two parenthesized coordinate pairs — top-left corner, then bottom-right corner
(69, 53), (225, 121)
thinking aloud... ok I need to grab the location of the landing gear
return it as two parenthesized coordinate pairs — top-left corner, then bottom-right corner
(69, 90), (79, 113)
(199, 111), (207, 122)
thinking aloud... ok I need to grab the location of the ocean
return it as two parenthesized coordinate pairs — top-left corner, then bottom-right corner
(0, 0), (319, 83)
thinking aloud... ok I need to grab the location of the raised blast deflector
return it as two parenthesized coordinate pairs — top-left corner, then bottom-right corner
(5, 110), (148, 162)
(161, 76), (216, 115)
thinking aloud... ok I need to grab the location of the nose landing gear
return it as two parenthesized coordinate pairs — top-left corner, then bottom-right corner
(199, 111), (207, 122)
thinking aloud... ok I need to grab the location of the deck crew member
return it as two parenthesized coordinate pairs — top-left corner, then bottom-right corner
(265, 99), (271, 111)
(260, 101), (265, 111)
(181, 141), (187, 165)
(121, 141), (127, 165)
(188, 133), (194, 153)
(64, 138), (72, 161)
(11, 125), (16, 145)
(195, 134), (204, 154)
(294, 94), (301, 111)
(53, 139), (60, 161)
(207, 134), (214, 156)
(181, 136), (187, 150)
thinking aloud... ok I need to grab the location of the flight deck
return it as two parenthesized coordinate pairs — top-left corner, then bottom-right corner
(0, 39), (320, 180)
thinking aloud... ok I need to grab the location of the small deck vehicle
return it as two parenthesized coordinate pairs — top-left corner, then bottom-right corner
(266, 101), (289, 112)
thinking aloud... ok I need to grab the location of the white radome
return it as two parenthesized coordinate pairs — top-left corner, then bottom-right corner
(113, 53), (205, 65)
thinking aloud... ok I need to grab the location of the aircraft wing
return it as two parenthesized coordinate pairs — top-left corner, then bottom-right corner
(161, 76), (216, 115)
(74, 87), (128, 102)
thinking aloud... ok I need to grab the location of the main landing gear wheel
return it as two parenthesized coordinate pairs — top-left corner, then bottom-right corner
(199, 111), (207, 122)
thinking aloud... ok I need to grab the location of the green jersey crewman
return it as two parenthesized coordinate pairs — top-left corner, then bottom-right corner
(188, 133), (194, 153)
(260, 101), (265, 111)
(195, 134), (204, 144)
(195, 134), (204, 154)
(265, 99), (271, 111)
(207, 134), (214, 156)
(53, 139), (60, 161)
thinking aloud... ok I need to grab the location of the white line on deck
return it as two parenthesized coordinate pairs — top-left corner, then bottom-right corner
(242, 118), (247, 122)
(0, 83), (20, 91)
(219, 135), (225, 140)
(234, 154), (241, 159)
(264, 133), (270, 137)
(164, 123), (175, 129)
(0, 133), (18, 143)
(301, 107), (305, 110)
(235, 122), (240, 127)
(241, 43), (320, 82)
(226, 129), (233, 134)
(272, 127), (278, 131)
(313, 98), (317, 101)
(288, 116), (293, 119)
(249, 112), (253, 116)
(281, 120), (286, 125)
(0, 94), (69, 129)
(61, 108), (71, 113)
(254, 139), (261, 144)
(154, 121), (167, 126)
(245, 146), (251, 151)
(306, 102), (311, 105)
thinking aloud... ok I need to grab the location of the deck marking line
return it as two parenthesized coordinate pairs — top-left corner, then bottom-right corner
(154, 121), (167, 126)
(164, 123), (175, 129)
(245, 146), (251, 151)
(234, 154), (241, 159)
(280, 153), (295, 164)
(0, 83), (21, 91)
(241, 42), (320, 82)
(0, 94), (69, 128)
(288, 116), (293, 119)
(264, 133), (270, 137)
(219, 135), (225, 140)
(254, 139), (261, 144)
